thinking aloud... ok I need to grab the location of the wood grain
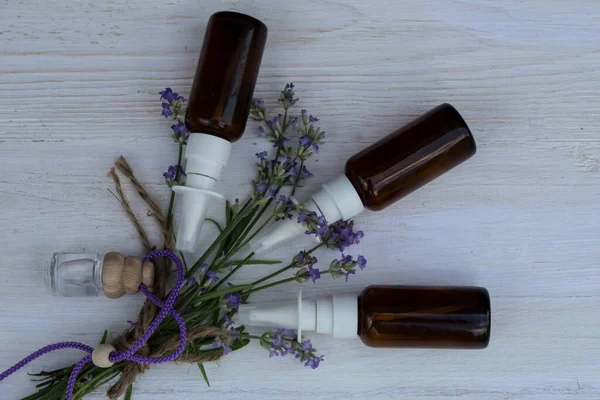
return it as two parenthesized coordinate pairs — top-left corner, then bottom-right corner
(1, 0), (599, 399)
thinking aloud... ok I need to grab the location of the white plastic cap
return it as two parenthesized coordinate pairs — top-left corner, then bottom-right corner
(237, 290), (358, 339)
(174, 133), (231, 252)
(246, 174), (364, 256)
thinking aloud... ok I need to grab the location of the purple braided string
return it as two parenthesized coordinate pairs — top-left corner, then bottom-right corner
(0, 250), (188, 400)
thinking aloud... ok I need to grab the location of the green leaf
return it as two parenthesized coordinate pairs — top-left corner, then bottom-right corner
(194, 284), (252, 305)
(230, 338), (250, 351)
(225, 200), (232, 226)
(231, 259), (282, 266)
(197, 363), (211, 387)
(205, 218), (223, 233)
(124, 384), (133, 400)
(100, 330), (109, 345)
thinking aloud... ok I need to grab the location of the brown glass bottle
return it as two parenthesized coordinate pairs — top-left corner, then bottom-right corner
(185, 11), (268, 141)
(358, 285), (490, 349)
(345, 103), (476, 211)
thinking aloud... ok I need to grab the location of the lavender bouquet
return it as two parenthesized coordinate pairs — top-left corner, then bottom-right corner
(22, 84), (366, 399)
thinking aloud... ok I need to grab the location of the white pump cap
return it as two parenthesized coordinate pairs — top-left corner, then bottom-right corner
(237, 290), (359, 339)
(173, 133), (231, 252)
(247, 174), (365, 256)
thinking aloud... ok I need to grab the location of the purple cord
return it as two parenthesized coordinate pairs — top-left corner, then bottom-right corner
(0, 249), (188, 400)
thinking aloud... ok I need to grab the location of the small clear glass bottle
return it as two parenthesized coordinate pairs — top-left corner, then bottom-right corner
(47, 253), (103, 297)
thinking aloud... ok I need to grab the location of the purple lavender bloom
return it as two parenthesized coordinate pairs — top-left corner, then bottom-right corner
(225, 293), (242, 310)
(222, 346), (233, 355)
(309, 115), (320, 123)
(307, 265), (321, 284)
(287, 162), (298, 176)
(171, 121), (189, 137)
(301, 340), (313, 351)
(273, 136), (290, 148)
(316, 216), (327, 227)
(277, 195), (293, 205)
(207, 270), (219, 283)
(159, 88), (175, 102)
(305, 355), (324, 369)
(301, 109), (307, 115)
(161, 102), (173, 118)
(258, 126), (265, 136)
(345, 270), (356, 282)
(299, 135), (312, 148)
(187, 277), (197, 286)
(300, 165), (313, 178)
(199, 288), (207, 294)
(127, 320), (136, 328)
(341, 254), (353, 264)
(256, 99), (264, 106)
(256, 150), (268, 161)
(269, 349), (279, 357)
(200, 263), (209, 272)
(224, 315), (235, 327)
(278, 155), (292, 164)
(291, 117), (298, 125)
(267, 187), (276, 199)
(297, 211), (311, 223)
(316, 224), (329, 237)
(163, 165), (178, 180)
(255, 181), (268, 192)
(357, 255), (367, 270)
(296, 251), (306, 264)
(312, 142), (320, 153)
(267, 116), (280, 127)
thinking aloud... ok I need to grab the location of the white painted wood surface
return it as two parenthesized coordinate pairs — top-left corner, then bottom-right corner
(1, 0), (599, 398)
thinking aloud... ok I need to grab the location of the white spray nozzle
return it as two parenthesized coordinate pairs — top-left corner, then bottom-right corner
(247, 174), (365, 256)
(237, 290), (358, 339)
(174, 133), (231, 252)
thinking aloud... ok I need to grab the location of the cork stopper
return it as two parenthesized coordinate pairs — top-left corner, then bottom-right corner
(101, 252), (154, 298)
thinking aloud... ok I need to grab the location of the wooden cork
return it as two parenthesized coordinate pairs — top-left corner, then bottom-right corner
(122, 256), (143, 294)
(101, 253), (155, 298)
(102, 252), (125, 299)
(142, 261), (155, 292)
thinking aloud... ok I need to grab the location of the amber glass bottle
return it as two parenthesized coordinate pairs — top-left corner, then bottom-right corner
(358, 285), (490, 349)
(174, 12), (267, 253)
(185, 11), (268, 141)
(247, 103), (477, 256)
(345, 103), (476, 210)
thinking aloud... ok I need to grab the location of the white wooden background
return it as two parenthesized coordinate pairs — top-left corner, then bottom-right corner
(1, 0), (599, 399)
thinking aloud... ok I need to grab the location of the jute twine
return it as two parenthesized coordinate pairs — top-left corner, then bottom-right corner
(106, 156), (227, 399)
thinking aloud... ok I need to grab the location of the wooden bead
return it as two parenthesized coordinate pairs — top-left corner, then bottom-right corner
(92, 344), (116, 368)
(102, 252), (125, 299)
(122, 256), (142, 294)
(142, 261), (155, 292)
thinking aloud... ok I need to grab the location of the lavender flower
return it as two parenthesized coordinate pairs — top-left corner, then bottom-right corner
(307, 265), (321, 284)
(262, 329), (324, 369)
(200, 263), (209, 272)
(309, 115), (319, 123)
(267, 116), (280, 127)
(267, 187), (276, 199)
(163, 165), (185, 184)
(255, 181), (268, 192)
(300, 165), (313, 178)
(224, 315), (235, 327)
(345, 270), (356, 282)
(291, 117), (298, 125)
(256, 150), (268, 161)
(171, 121), (189, 138)
(207, 270), (219, 283)
(299, 135), (312, 148)
(297, 211), (311, 223)
(225, 293), (242, 310)
(256, 99), (264, 107)
(357, 255), (367, 270)
(161, 102), (173, 118)
(258, 126), (265, 136)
